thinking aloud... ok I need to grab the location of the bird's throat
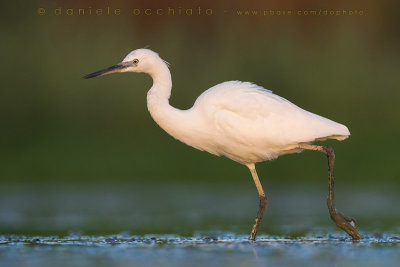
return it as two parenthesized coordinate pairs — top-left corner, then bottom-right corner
(146, 63), (191, 142)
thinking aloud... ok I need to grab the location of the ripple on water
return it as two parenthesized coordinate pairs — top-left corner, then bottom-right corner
(0, 233), (399, 267)
(1, 232), (399, 247)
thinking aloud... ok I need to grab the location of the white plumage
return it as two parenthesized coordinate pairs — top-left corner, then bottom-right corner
(85, 48), (350, 164)
(183, 80), (350, 163)
(84, 48), (360, 241)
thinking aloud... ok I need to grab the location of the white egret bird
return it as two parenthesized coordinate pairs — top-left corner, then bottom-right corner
(84, 48), (361, 240)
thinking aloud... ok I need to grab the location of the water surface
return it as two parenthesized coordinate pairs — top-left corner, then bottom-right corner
(0, 183), (399, 266)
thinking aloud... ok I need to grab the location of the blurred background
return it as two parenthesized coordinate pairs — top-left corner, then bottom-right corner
(0, 0), (399, 236)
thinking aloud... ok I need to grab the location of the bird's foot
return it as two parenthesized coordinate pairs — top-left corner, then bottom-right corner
(249, 218), (261, 241)
(249, 228), (257, 241)
(330, 210), (362, 240)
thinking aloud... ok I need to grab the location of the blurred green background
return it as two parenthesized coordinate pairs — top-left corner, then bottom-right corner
(1, 0), (399, 187)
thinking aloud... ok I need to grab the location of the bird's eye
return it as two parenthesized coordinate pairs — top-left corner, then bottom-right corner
(132, 59), (139, 64)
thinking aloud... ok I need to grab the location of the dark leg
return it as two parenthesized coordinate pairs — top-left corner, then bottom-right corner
(299, 144), (362, 240)
(247, 163), (268, 241)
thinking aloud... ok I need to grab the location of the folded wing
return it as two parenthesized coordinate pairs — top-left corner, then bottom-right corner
(195, 81), (350, 150)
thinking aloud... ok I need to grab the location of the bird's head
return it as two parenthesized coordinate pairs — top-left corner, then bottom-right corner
(83, 48), (169, 79)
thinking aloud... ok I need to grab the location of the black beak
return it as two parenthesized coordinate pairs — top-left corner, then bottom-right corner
(83, 62), (133, 79)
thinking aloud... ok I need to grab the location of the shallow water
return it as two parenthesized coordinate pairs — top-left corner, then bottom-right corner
(1, 233), (400, 267)
(0, 183), (399, 266)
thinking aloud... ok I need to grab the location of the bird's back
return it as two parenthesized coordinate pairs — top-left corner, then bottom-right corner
(190, 81), (350, 163)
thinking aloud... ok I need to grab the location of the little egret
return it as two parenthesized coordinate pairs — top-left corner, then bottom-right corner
(84, 49), (361, 240)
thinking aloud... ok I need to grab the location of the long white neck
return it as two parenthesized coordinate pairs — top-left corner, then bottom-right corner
(146, 62), (193, 141)
(147, 62), (173, 105)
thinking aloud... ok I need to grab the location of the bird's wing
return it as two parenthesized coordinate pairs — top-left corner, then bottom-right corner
(195, 81), (349, 148)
